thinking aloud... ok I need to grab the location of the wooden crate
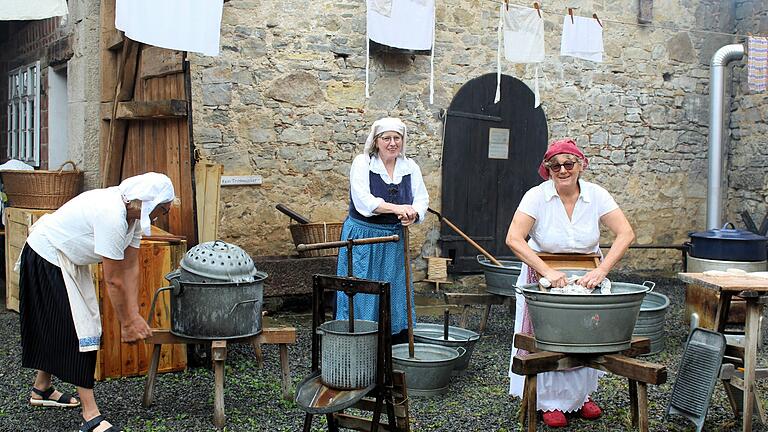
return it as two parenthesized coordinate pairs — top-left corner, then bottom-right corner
(94, 236), (188, 380)
(5, 207), (54, 312)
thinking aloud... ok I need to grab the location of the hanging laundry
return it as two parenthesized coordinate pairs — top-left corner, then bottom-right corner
(369, 0), (393, 17)
(496, 5), (544, 106)
(115, 0), (224, 57)
(748, 36), (768, 92)
(366, 0), (436, 103)
(560, 15), (604, 62)
(0, 0), (67, 20)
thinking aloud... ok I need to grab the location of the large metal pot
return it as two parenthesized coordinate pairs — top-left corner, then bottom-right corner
(516, 280), (654, 353)
(161, 270), (266, 339)
(688, 223), (768, 262)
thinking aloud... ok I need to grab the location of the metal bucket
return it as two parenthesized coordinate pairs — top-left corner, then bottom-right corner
(632, 292), (670, 356)
(318, 320), (378, 390)
(158, 270), (266, 339)
(517, 280), (654, 353)
(686, 255), (767, 273)
(392, 343), (464, 397)
(477, 255), (522, 297)
(413, 323), (480, 372)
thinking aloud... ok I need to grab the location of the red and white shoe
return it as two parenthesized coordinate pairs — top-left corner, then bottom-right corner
(580, 399), (602, 420)
(542, 410), (568, 428)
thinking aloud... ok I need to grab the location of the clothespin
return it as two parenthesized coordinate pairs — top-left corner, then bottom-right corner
(504, 0), (509, 11)
(592, 13), (603, 28)
(534, 2), (542, 18)
(568, 7), (574, 24)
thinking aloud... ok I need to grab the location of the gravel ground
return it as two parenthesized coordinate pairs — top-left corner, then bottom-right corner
(1, 272), (768, 431)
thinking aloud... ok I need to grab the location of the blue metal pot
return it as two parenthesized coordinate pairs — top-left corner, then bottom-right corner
(688, 223), (767, 262)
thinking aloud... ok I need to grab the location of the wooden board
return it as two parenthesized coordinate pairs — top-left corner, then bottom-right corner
(679, 273), (768, 293)
(684, 283), (746, 328)
(4, 207), (54, 312)
(538, 253), (600, 270)
(194, 161), (223, 243)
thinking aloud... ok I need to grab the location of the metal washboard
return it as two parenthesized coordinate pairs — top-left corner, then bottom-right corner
(667, 328), (726, 432)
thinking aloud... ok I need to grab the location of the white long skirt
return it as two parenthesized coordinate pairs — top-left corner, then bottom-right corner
(508, 267), (604, 413)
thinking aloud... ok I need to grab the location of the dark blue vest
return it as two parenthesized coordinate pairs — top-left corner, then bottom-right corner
(349, 171), (413, 225)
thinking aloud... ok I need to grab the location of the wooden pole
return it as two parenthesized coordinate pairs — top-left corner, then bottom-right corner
(403, 226), (415, 358)
(427, 208), (504, 267)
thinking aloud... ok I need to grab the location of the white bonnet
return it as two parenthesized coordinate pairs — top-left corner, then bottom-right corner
(363, 117), (408, 156)
(118, 172), (175, 235)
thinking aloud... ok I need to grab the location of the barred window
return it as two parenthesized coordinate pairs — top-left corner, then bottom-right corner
(6, 61), (40, 166)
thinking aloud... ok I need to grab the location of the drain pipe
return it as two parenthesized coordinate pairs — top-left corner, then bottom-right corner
(706, 44), (744, 230)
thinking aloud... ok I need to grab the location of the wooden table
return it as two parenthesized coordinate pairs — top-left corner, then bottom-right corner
(678, 273), (768, 432)
(142, 327), (297, 429)
(512, 334), (666, 432)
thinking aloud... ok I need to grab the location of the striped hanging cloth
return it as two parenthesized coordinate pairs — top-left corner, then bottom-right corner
(748, 37), (768, 93)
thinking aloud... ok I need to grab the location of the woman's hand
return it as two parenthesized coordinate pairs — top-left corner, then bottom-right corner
(541, 269), (568, 288)
(397, 205), (418, 226)
(120, 313), (153, 343)
(577, 268), (608, 289)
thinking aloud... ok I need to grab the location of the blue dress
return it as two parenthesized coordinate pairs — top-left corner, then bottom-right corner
(335, 171), (415, 334)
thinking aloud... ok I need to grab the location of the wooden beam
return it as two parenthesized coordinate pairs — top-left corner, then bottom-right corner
(513, 333), (651, 357)
(588, 354), (667, 385)
(512, 351), (578, 375)
(101, 100), (188, 120)
(139, 46), (184, 79)
(105, 29), (124, 51)
(444, 292), (508, 306)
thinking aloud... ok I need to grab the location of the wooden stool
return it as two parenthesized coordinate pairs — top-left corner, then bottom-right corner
(142, 327), (297, 429)
(512, 334), (667, 432)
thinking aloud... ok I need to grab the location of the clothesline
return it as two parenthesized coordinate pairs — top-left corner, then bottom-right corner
(483, 0), (751, 40)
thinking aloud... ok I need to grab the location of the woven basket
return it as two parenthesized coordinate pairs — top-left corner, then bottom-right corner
(289, 222), (343, 257)
(1, 161), (83, 209)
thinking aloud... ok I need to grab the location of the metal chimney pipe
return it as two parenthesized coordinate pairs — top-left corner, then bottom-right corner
(706, 44), (744, 230)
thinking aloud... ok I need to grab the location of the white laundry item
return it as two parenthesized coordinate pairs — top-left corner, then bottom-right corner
(0, 159), (34, 171)
(0, 0), (67, 20)
(57, 249), (102, 352)
(560, 15), (603, 62)
(369, 0), (393, 16)
(366, 0), (436, 103)
(115, 0), (224, 56)
(496, 5), (544, 106)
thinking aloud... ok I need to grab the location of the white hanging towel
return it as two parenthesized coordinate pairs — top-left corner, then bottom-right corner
(369, 0), (393, 17)
(115, 0), (224, 57)
(496, 5), (544, 106)
(366, 0), (436, 103)
(560, 15), (603, 63)
(0, 0), (68, 20)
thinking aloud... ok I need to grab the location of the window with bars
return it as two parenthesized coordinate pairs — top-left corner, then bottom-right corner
(6, 61), (41, 166)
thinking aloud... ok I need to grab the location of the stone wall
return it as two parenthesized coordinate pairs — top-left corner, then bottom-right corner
(728, 2), (768, 232)
(190, 0), (743, 273)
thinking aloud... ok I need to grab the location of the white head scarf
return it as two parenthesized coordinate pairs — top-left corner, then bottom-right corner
(363, 117), (408, 157)
(117, 172), (175, 235)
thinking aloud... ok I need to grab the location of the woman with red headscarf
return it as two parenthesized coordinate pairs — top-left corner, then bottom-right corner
(505, 138), (634, 428)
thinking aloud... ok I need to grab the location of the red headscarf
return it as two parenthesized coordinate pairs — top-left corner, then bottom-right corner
(537, 138), (589, 180)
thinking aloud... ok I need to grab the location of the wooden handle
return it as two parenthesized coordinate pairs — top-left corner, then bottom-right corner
(296, 235), (399, 252)
(275, 204), (311, 224)
(403, 226), (415, 358)
(440, 216), (503, 267)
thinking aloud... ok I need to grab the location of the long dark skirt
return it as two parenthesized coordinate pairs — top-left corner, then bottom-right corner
(19, 245), (97, 389)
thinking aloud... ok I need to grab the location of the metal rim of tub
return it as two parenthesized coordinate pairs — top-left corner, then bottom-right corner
(412, 323), (480, 371)
(392, 343), (464, 397)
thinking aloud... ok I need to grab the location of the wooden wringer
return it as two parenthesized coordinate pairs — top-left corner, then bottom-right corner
(295, 235), (411, 432)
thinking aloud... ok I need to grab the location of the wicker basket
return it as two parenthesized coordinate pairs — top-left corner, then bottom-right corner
(1, 161), (83, 209)
(290, 222), (344, 257)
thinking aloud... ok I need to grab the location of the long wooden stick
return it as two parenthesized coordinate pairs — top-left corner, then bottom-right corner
(427, 208), (503, 267)
(403, 226), (415, 358)
(296, 235), (400, 252)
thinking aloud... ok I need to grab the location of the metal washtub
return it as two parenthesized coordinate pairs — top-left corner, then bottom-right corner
(516, 280), (655, 353)
(413, 323), (480, 372)
(477, 255), (522, 296)
(632, 291), (670, 356)
(317, 320), (378, 390)
(392, 343), (464, 397)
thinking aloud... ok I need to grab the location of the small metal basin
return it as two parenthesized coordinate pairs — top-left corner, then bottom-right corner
(477, 255), (522, 297)
(392, 343), (463, 397)
(412, 323), (479, 372)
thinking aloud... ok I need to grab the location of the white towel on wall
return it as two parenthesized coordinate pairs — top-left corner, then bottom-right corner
(560, 15), (603, 62)
(367, 0), (435, 50)
(503, 6), (545, 63)
(116, 0), (224, 57)
(0, 0), (68, 21)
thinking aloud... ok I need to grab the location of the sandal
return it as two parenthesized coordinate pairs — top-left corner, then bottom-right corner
(29, 386), (80, 408)
(80, 415), (120, 432)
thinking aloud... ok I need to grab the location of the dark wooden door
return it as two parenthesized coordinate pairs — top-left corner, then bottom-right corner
(440, 73), (547, 273)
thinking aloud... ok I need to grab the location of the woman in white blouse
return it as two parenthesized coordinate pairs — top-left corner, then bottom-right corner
(335, 117), (429, 344)
(505, 138), (634, 428)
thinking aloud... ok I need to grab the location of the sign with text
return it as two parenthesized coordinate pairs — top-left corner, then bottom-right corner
(220, 175), (263, 186)
(488, 128), (510, 160)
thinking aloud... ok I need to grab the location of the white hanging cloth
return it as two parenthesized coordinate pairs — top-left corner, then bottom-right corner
(0, 0), (68, 20)
(366, 0), (436, 103)
(115, 0), (224, 57)
(496, 5), (545, 107)
(560, 15), (603, 62)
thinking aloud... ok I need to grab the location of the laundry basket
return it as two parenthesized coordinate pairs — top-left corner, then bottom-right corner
(290, 222), (343, 257)
(1, 161), (83, 209)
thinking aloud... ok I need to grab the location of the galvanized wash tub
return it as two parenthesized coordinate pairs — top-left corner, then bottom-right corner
(477, 255), (522, 297)
(392, 343), (464, 397)
(413, 323), (480, 372)
(517, 280), (655, 353)
(632, 292), (669, 356)
(318, 320), (378, 390)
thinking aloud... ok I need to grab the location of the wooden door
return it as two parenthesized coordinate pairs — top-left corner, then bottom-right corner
(441, 73), (547, 273)
(99, 1), (196, 245)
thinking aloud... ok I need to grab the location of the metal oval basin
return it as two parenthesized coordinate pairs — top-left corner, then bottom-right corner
(412, 323), (479, 372)
(392, 343), (460, 397)
(477, 255), (522, 297)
